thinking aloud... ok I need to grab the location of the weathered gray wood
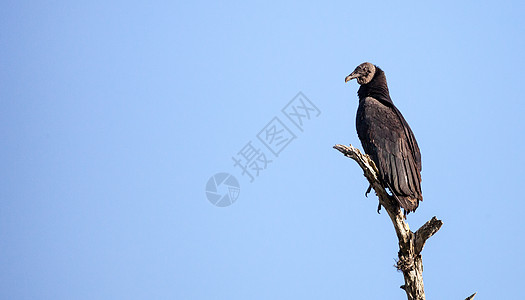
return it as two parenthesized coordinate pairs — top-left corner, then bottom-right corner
(333, 144), (456, 300)
(415, 217), (443, 254)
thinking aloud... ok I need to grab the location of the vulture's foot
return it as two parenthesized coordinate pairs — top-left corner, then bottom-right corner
(377, 202), (382, 214)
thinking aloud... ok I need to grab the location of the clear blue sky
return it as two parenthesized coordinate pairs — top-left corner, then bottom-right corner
(2, 1), (525, 299)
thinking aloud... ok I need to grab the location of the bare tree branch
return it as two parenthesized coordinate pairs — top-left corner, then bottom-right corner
(333, 144), (446, 300)
(414, 217), (443, 254)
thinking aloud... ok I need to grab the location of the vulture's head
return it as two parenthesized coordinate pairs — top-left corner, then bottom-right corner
(345, 62), (376, 85)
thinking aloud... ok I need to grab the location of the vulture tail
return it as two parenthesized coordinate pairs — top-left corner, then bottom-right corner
(397, 196), (419, 213)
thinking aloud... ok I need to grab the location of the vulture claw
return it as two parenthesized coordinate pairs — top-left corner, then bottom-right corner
(365, 184), (372, 197)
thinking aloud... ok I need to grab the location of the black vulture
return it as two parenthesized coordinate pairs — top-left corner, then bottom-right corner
(345, 62), (422, 213)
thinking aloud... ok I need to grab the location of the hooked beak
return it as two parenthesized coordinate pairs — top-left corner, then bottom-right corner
(345, 72), (359, 83)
